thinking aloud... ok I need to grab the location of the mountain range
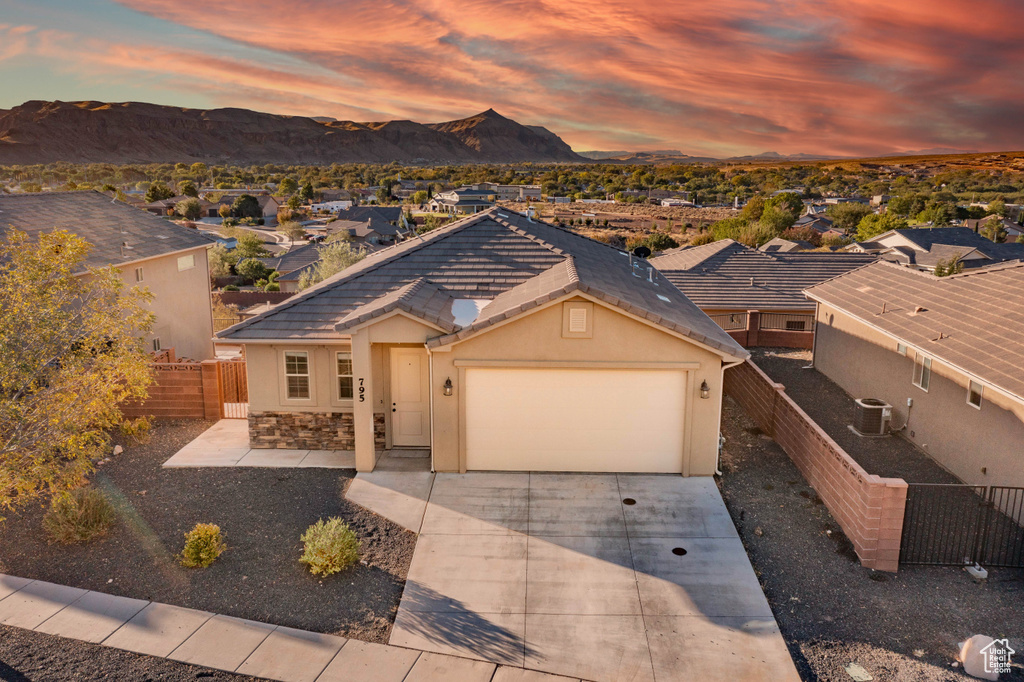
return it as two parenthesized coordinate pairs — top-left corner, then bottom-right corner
(0, 101), (585, 165)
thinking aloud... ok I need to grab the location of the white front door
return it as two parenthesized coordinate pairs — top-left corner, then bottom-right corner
(390, 347), (431, 447)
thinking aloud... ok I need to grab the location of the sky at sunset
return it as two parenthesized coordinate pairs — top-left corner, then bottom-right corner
(1, 0), (1022, 157)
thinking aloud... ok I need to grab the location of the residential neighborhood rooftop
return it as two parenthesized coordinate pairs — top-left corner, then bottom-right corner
(651, 239), (877, 311)
(218, 207), (749, 357)
(853, 226), (1024, 270)
(0, 190), (212, 270)
(804, 260), (1024, 400)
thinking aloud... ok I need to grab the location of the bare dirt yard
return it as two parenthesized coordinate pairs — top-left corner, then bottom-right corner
(0, 420), (415, 645)
(718, 363), (1024, 681)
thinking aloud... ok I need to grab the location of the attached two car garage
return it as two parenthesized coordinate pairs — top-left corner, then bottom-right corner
(463, 367), (687, 473)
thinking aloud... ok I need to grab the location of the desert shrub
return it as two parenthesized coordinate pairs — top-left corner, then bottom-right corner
(690, 232), (716, 246)
(119, 416), (152, 444)
(43, 487), (116, 544)
(299, 517), (360, 576)
(179, 523), (227, 568)
(222, 284), (239, 291)
(265, 282), (281, 292)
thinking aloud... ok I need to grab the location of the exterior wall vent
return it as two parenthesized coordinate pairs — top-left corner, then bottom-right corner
(568, 307), (587, 333)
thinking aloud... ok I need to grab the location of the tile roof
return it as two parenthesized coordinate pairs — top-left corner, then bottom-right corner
(259, 242), (324, 275)
(218, 208), (747, 357)
(0, 190), (212, 270)
(805, 260), (1024, 401)
(873, 226), (1024, 263)
(651, 239), (877, 311)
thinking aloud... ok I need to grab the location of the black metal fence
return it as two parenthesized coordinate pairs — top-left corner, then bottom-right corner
(900, 484), (1024, 567)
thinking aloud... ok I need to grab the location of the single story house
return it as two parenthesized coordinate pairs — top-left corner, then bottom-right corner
(428, 187), (495, 214)
(846, 226), (1024, 272)
(208, 193), (280, 221)
(143, 195), (216, 217)
(259, 242), (325, 292)
(804, 261), (1024, 492)
(652, 239), (875, 348)
(759, 237), (816, 253)
(0, 190), (215, 360)
(217, 207), (749, 474)
(965, 215), (1024, 241)
(311, 206), (408, 248)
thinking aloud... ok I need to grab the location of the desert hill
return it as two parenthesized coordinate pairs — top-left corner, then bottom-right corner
(0, 101), (586, 165)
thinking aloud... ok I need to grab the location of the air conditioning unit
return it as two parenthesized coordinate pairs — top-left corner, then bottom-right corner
(851, 398), (892, 437)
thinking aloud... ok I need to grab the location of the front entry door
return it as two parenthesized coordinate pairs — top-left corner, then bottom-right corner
(390, 348), (431, 447)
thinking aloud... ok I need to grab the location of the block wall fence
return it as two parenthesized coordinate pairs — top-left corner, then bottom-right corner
(724, 358), (908, 572)
(121, 349), (221, 421)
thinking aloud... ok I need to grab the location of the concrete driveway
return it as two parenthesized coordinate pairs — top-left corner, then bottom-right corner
(388, 473), (799, 682)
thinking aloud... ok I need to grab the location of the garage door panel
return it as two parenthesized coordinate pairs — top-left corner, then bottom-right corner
(465, 368), (685, 473)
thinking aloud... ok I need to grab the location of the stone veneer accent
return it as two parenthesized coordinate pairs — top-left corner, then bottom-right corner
(248, 411), (386, 450)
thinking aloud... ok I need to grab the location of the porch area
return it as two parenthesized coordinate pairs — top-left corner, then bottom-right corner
(162, 420), (431, 471)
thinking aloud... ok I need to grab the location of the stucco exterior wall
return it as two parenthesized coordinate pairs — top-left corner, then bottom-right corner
(813, 305), (1024, 488)
(429, 296), (728, 475)
(120, 246), (215, 360)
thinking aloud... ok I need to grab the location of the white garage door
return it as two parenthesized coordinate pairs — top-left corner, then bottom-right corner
(464, 368), (685, 473)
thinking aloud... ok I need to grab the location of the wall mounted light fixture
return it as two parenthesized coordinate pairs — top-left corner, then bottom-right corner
(443, 378), (453, 397)
(700, 380), (710, 400)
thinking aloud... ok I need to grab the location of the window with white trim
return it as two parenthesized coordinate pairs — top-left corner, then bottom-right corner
(897, 342), (907, 356)
(152, 338), (161, 352)
(284, 351), (310, 399)
(967, 380), (983, 409)
(177, 253), (196, 271)
(336, 351), (353, 400)
(912, 354), (932, 391)
(135, 267), (144, 282)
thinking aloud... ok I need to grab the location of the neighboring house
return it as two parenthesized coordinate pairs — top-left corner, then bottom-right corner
(792, 214), (844, 237)
(965, 215), (1024, 241)
(309, 200), (354, 214)
(847, 226), (1024, 272)
(143, 195), (216, 217)
(217, 207), (748, 474)
(428, 187), (495, 214)
(258, 242), (325, 293)
(208, 194), (280, 221)
(477, 183), (542, 201)
(804, 261), (1024, 493)
(759, 237), (816, 253)
(0, 190), (215, 360)
(312, 206), (408, 248)
(651, 239), (875, 348)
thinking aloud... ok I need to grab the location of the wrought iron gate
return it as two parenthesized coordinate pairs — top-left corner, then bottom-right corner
(900, 484), (1024, 567)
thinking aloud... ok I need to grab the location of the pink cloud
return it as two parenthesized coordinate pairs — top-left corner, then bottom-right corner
(24, 0), (1024, 154)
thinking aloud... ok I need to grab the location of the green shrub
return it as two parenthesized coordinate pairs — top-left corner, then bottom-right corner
(179, 523), (227, 568)
(690, 232), (716, 246)
(222, 284), (240, 291)
(43, 487), (116, 544)
(119, 416), (152, 444)
(299, 517), (360, 576)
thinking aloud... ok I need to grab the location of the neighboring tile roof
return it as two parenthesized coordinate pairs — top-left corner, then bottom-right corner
(759, 237), (815, 253)
(651, 239), (877, 311)
(218, 208), (747, 358)
(259, 242), (323, 275)
(805, 260), (1024, 401)
(0, 190), (212, 270)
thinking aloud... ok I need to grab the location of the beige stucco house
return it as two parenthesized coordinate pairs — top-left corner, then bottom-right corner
(0, 190), (216, 360)
(805, 261), (1024, 490)
(218, 208), (749, 474)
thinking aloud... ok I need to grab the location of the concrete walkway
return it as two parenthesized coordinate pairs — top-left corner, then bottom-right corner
(365, 473), (800, 682)
(0, 574), (580, 682)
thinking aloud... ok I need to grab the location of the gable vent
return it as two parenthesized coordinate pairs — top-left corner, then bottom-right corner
(568, 307), (588, 333)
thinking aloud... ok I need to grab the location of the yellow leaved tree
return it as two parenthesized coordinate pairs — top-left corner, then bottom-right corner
(0, 230), (154, 519)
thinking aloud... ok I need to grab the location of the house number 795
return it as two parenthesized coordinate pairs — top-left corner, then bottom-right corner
(358, 378), (365, 402)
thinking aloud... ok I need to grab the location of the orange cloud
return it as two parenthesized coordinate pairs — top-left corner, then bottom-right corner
(19, 0), (1024, 154)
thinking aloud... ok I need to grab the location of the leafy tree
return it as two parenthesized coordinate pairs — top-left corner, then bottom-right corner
(756, 206), (797, 236)
(856, 213), (908, 241)
(179, 181), (199, 198)
(980, 217), (1008, 243)
(234, 232), (271, 259)
(299, 183), (316, 202)
(218, 204), (232, 219)
(934, 256), (963, 277)
(208, 244), (237, 278)
(281, 221), (307, 241)
(690, 232), (716, 246)
(298, 241), (366, 289)
(740, 196), (765, 222)
(175, 197), (203, 221)
(144, 182), (174, 203)
(826, 203), (873, 232)
(626, 232), (678, 253)
(277, 177), (299, 195)
(412, 190), (429, 205)
(987, 199), (1006, 216)
(779, 226), (822, 246)
(235, 258), (270, 283)
(0, 231), (153, 518)
(231, 194), (262, 219)
(764, 192), (803, 217)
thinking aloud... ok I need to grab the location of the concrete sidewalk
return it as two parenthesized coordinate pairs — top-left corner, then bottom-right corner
(163, 420), (357, 469)
(0, 574), (580, 682)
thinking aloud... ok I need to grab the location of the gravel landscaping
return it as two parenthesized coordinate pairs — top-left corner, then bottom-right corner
(0, 625), (256, 681)
(718, 395), (1024, 681)
(749, 348), (959, 483)
(0, 420), (416, 644)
